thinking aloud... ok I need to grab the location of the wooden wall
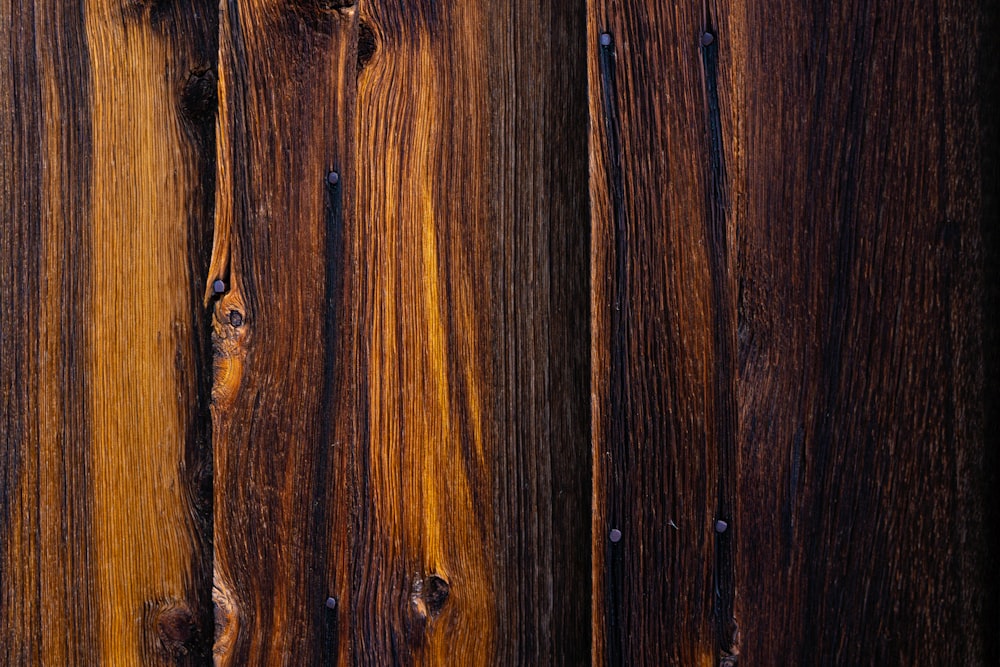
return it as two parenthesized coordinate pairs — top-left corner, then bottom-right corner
(2, 0), (996, 664)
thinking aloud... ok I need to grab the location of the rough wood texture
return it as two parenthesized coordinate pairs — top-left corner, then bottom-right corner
(209, 0), (590, 662)
(727, 0), (994, 662)
(207, 0), (358, 662)
(589, 0), (998, 663)
(1, 0), (217, 663)
(588, 2), (730, 664)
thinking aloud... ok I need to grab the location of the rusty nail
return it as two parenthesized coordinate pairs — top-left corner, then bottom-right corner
(701, 32), (714, 46)
(609, 528), (622, 543)
(327, 171), (339, 185)
(325, 597), (337, 610)
(212, 279), (225, 294)
(600, 33), (612, 47)
(715, 519), (728, 533)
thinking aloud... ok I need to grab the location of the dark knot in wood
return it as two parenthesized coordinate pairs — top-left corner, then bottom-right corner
(153, 602), (198, 657)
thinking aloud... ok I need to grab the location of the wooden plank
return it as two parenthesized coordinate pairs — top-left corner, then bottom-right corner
(1, 0), (217, 663)
(350, 0), (591, 663)
(209, 0), (591, 662)
(588, 1), (733, 664)
(724, 0), (996, 662)
(207, 1), (359, 663)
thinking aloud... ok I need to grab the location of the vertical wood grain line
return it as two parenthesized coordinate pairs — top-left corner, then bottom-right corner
(1, 2), (99, 661)
(699, 13), (738, 660)
(597, 32), (627, 667)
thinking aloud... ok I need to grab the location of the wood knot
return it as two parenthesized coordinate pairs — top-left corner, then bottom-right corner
(405, 573), (451, 645)
(213, 580), (240, 658)
(180, 69), (218, 126)
(282, 0), (355, 34)
(150, 601), (198, 657)
(315, 0), (355, 8)
(423, 574), (450, 616)
(357, 22), (377, 72)
(121, 0), (172, 26)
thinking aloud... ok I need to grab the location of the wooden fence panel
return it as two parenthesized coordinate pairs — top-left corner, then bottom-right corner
(348, 0), (591, 664)
(588, 0), (998, 664)
(208, 1), (359, 663)
(1, 0), (217, 663)
(2, 0), (996, 663)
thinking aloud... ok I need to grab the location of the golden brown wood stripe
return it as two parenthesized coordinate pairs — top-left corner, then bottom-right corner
(350, 0), (590, 662)
(1, 0), (217, 663)
(588, 1), (728, 663)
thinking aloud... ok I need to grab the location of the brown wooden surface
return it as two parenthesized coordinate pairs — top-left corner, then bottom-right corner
(209, 0), (590, 663)
(1, 0), (217, 663)
(3, 0), (997, 663)
(587, 1), (729, 664)
(729, 0), (993, 662)
(589, 0), (998, 664)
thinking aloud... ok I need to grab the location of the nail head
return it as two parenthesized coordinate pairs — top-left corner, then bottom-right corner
(212, 279), (225, 294)
(715, 520), (728, 533)
(701, 32), (714, 46)
(327, 171), (339, 185)
(609, 528), (622, 543)
(325, 597), (337, 610)
(600, 33), (612, 46)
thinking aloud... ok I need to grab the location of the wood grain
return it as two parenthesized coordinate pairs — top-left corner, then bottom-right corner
(210, 0), (591, 661)
(588, 1), (730, 664)
(727, 0), (995, 662)
(589, 0), (998, 663)
(1, 0), (217, 663)
(350, 0), (590, 663)
(207, 0), (358, 663)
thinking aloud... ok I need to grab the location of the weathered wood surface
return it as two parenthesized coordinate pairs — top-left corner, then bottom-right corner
(209, 0), (590, 663)
(3, 0), (997, 663)
(588, 1), (729, 664)
(1, 0), (217, 663)
(729, 0), (994, 663)
(589, 0), (998, 664)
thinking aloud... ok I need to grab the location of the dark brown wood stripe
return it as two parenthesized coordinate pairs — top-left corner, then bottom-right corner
(589, 1), (724, 664)
(729, 0), (995, 660)
(209, 0), (358, 662)
(2, 2), (99, 662)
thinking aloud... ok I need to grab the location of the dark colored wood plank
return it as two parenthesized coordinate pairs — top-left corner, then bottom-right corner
(589, 0), (996, 664)
(727, 0), (996, 662)
(588, 1), (733, 664)
(1, 0), (217, 663)
(207, 1), (358, 663)
(349, 0), (592, 662)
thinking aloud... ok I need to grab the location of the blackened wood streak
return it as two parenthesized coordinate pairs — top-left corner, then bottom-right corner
(597, 33), (627, 667)
(699, 16), (737, 659)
